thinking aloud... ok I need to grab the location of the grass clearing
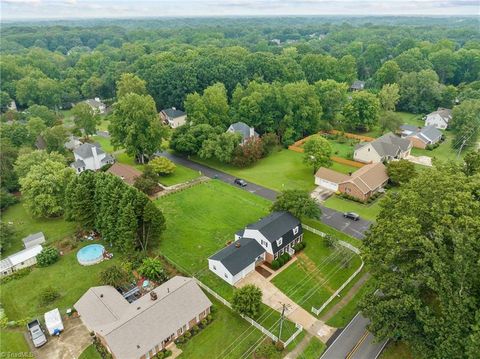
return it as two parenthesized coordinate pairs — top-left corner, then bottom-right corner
(0, 241), (118, 320)
(301, 217), (362, 248)
(0, 330), (31, 356)
(79, 344), (102, 359)
(2, 201), (77, 256)
(411, 131), (462, 163)
(158, 165), (201, 187)
(193, 149), (316, 192)
(380, 341), (414, 359)
(298, 337), (326, 359)
(92, 135), (114, 153)
(272, 232), (362, 316)
(155, 180), (270, 275)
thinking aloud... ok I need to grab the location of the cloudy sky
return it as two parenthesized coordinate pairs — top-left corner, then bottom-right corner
(1, 0), (479, 20)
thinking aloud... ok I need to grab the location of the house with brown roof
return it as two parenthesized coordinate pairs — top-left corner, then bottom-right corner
(75, 276), (212, 359)
(106, 163), (142, 185)
(315, 162), (389, 201)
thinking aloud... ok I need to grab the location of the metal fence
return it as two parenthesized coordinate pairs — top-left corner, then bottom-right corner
(302, 224), (364, 316)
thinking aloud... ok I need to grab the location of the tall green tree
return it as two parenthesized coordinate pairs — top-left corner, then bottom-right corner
(343, 91), (380, 131)
(110, 93), (167, 163)
(463, 150), (480, 176)
(72, 102), (99, 138)
(361, 165), (480, 359)
(138, 200), (166, 252)
(14, 150), (65, 179)
(42, 125), (69, 153)
(116, 73), (147, 98)
(450, 99), (480, 149)
(184, 82), (230, 128)
(314, 80), (348, 122)
(303, 136), (332, 172)
(199, 132), (241, 163)
(271, 190), (321, 219)
(64, 170), (96, 228)
(379, 84), (400, 112)
(232, 284), (262, 318)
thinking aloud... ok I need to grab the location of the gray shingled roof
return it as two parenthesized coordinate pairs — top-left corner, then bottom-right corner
(162, 108), (186, 119)
(22, 232), (45, 248)
(71, 159), (86, 168)
(85, 99), (105, 109)
(429, 107), (452, 121)
(400, 124), (418, 133)
(228, 122), (258, 140)
(358, 132), (411, 157)
(74, 143), (105, 159)
(209, 238), (265, 276)
(418, 125), (442, 143)
(350, 80), (365, 90)
(246, 211), (302, 253)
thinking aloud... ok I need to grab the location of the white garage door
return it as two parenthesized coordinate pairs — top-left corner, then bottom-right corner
(316, 179), (338, 191)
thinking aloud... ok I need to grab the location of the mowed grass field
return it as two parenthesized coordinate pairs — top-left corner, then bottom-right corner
(323, 195), (384, 222)
(2, 201), (77, 256)
(0, 330), (31, 357)
(271, 232), (362, 316)
(0, 241), (118, 320)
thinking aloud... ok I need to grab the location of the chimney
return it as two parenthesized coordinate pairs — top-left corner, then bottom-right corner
(172, 107), (176, 110)
(150, 291), (158, 301)
(250, 126), (254, 138)
(91, 145), (99, 169)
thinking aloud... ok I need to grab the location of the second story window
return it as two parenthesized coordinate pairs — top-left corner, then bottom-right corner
(293, 226), (299, 235)
(276, 237), (283, 247)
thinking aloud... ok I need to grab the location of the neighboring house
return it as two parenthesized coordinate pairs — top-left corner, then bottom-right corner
(22, 232), (46, 249)
(160, 108), (187, 128)
(424, 108), (452, 130)
(399, 124), (419, 137)
(338, 162), (389, 202)
(209, 212), (303, 285)
(350, 80), (365, 91)
(74, 276), (212, 359)
(107, 163), (142, 185)
(35, 135), (47, 150)
(315, 163), (389, 201)
(354, 132), (411, 163)
(314, 167), (350, 192)
(0, 244), (43, 277)
(70, 143), (114, 173)
(64, 135), (82, 151)
(405, 125), (443, 149)
(227, 122), (259, 145)
(7, 100), (17, 111)
(85, 98), (107, 114)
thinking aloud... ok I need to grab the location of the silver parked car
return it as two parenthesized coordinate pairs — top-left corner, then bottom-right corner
(27, 319), (47, 348)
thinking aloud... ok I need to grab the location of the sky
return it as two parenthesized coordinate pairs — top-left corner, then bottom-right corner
(1, 0), (479, 20)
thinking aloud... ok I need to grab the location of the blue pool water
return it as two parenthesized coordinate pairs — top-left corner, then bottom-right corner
(77, 244), (105, 266)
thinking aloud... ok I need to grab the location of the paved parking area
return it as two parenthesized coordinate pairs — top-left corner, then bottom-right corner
(235, 271), (336, 342)
(310, 186), (334, 202)
(31, 317), (92, 359)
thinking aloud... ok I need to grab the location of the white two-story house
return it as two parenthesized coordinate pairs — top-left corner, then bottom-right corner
(70, 143), (114, 173)
(208, 212), (303, 285)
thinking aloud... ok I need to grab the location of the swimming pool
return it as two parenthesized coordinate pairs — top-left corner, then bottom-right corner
(77, 244), (105, 266)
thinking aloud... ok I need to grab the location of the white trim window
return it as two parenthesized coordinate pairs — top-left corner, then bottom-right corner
(293, 226), (299, 235)
(276, 237), (283, 247)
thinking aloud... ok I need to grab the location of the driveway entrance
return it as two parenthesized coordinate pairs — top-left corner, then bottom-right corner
(235, 271), (336, 342)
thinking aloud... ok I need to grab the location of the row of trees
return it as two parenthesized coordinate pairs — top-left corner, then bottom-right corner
(65, 171), (165, 253)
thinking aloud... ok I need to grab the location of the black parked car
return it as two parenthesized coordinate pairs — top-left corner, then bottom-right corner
(343, 212), (360, 221)
(234, 178), (247, 187)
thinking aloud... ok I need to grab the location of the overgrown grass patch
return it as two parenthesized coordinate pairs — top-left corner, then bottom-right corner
(298, 337), (326, 359)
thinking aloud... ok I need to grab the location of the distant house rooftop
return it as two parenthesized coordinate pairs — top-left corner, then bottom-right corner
(106, 163), (142, 185)
(350, 80), (365, 91)
(161, 108), (186, 119)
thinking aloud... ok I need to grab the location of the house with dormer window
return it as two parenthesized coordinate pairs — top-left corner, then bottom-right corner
(208, 212), (303, 285)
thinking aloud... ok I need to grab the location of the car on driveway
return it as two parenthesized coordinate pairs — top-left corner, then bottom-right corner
(343, 212), (360, 221)
(234, 178), (247, 187)
(27, 319), (47, 348)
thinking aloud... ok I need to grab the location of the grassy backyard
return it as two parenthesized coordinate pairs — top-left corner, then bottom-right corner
(2, 201), (77, 256)
(0, 241), (118, 320)
(0, 330), (31, 356)
(411, 131), (462, 163)
(79, 345), (102, 359)
(271, 232), (362, 316)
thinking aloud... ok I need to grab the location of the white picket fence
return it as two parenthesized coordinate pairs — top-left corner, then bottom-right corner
(283, 323), (304, 347)
(301, 224), (364, 316)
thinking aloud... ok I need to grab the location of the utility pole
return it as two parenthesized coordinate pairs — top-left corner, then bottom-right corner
(278, 303), (286, 343)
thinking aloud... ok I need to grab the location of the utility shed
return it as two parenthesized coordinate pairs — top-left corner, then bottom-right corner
(22, 232), (46, 249)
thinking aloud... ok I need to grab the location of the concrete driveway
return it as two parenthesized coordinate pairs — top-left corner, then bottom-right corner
(310, 187), (334, 202)
(32, 317), (92, 359)
(162, 152), (372, 239)
(235, 271), (336, 342)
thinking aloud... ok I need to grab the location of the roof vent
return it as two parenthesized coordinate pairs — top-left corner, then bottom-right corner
(235, 242), (241, 248)
(150, 291), (158, 301)
(137, 306), (141, 310)
(100, 294), (103, 298)
(137, 345), (140, 349)
(172, 107), (176, 110)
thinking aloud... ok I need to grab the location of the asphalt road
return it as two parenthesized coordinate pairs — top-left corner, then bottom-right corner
(161, 152), (372, 239)
(320, 312), (388, 359)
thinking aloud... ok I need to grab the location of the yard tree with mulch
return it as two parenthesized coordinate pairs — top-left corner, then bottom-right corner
(360, 164), (480, 358)
(272, 189), (321, 220)
(303, 136), (332, 173)
(149, 156), (176, 175)
(232, 284), (262, 318)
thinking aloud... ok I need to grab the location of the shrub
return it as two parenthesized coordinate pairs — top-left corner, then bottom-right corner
(200, 319), (208, 328)
(254, 340), (278, 358)
(164, 349), (172, 357)
(0, 267), (32, 284)
(280, 253), (291, 263)
(149, 157), (176, 175)
(138, 258), (168, 282)
(99, 264), (132, 287)
(271, 259), (280, 270)
(206, 314), (213, 323)
(325, 235), (338, 248)
(275, 340), (285, 351)
(36, 246), (60, 267)
(156, 352), (165, 359)
(174, 336), (185, 344)
(232, 284), (262, 318)
(277, 257), (285, 266)
(39, 286), (60, 306)
(192, 325), (199, 334)
(184, 331), (192, 339)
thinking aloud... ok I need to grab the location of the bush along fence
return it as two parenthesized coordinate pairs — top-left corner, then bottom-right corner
(302, 224), (364, 316)
(194, 278), (303, 346)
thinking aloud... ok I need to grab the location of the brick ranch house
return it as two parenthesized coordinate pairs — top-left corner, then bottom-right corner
(315, 162), (389, 202)
(75, 276), (211, 359)
(208, 211), (303, 285)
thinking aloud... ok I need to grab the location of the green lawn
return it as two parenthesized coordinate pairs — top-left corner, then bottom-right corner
(298, 337), (326, 359)
(79, 344), (102, 359)
(115, 152), (145, 170)
(155, 180), (270, 275)
(0, 330), (31, 356)
(380, 341), (414, 359)
(323, 195), (384, 222)
(301, 217), (362, 248)
(0, 241), (118, 320)
(97, 118), (110, 132)
(411, 131), (462, 164)
(353, 112), (423, 138)
(158, 165), (201, 187)
(92, 135), (114, 153)
(272, 232), (362, 316)
(193, 149), (317, 192)
(325, 277), (374, 328)
(2, 201), (77, 256)
(179, 296), (294, 359)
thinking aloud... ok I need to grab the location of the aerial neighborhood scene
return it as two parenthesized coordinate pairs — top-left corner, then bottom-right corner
(1, 1), (480, 359)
